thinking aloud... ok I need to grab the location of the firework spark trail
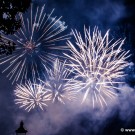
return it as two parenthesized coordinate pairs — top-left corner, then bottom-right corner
(14, 80), (52, 112)
(42, 58), (77, 104)
(0, 4), (70, 84)
(64, 27), (130, 108)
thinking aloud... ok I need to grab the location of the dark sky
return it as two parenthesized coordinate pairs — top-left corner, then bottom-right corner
(0, 0), (135, 135)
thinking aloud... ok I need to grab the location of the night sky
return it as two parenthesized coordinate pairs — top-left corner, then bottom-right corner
(0, 0), (135, 135)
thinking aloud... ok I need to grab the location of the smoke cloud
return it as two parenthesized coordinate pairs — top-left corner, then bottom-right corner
(10, 82), (134, 135)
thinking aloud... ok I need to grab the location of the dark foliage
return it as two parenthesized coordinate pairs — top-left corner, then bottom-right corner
(0, 35), (15, 55)
(0, 0), (31, 55)
(0, 0), (31, 34)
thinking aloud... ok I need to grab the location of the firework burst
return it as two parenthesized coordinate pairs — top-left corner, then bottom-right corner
(64, 27), (130, 107)
(14, 81), (52, 112)
(42, 58), (77, 104)
(0, 4), (70, 84)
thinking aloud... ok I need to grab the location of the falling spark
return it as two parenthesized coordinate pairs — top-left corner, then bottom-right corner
(42, 58), (77, 104)
(14, 81), (52, 112)
(0, 4), (70, 84)
(64, 27), (130, 107)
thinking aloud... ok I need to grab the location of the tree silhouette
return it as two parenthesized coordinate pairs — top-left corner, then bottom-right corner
(0, 35), (15, 55)
(0, 0), (31, 55)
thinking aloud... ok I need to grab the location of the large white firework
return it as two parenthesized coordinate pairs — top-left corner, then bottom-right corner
(14, 81), (52, 112)
(42, 58), (77, 104)
(0, 4), (70, 84)
(64, 27), (130, 107)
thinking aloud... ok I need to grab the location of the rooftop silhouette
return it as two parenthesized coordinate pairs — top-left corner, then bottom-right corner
(16, 121), (28, 134)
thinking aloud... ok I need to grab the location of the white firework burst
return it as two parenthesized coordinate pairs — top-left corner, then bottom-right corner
(0, 4), (70, 84)
(64, 27), (130, 107)
(14, 81), (52, 112)
(42, 58), (77, 104)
